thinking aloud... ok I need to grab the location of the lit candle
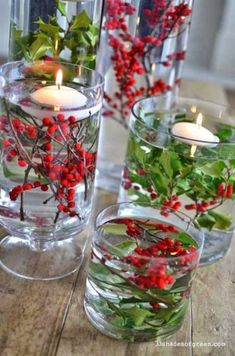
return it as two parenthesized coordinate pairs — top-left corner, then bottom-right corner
(20, 69), (101, 119)
(172, 113), (220, 147)
(31, 69), (88, 109)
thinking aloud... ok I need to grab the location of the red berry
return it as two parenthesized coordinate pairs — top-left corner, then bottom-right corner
(68, 201), (75, 208)
(57, 114), (65, 122)
(9, 149), (17, 157)
(227, 184), (233, 198)
(68, 116), (76, 124)
(137, 169), (145, 175)
(150, 192), (157, 200)
(43, 143), (52, 151)
(3, 139), (10, 147)
(49, 171), (57, 180)
(33, 181), (41, 188)
(57, 203), (65, 211)
(41, 184), (49, 191)
(172, 202), (181, 210)
(18, 159), (27, 167)
(23, 183), (33, 191)
(42, 117), (51, 126)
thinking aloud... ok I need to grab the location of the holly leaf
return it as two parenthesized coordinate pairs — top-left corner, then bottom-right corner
(197, 213), (216, 231)
(102, 223), (127, 236)
(57, 0), (67, 16)
(70, 10), (91, 31)
(89, 261), (124, 284)
(110, 240), (137, 258)
(37, 18), (60, 37)
(196, 161), (225, 177)
(122, 306), (154, 327)
(29, 37), (51, 60)
(176, 232), (198, 248)
(209, 210), (232, 230)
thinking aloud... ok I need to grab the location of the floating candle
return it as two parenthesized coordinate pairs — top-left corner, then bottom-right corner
(172, 113), (220, 147)
(31, 69), (87, 109)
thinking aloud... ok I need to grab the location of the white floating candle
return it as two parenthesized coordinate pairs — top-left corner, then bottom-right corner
(31, 69), (87, 109)
(171, 113), (220, 147)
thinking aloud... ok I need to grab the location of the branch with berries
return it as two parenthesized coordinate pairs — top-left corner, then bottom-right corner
(102, 0), (192, 127)
(89, 217), (198, 332)
(1, 101), (97, 223)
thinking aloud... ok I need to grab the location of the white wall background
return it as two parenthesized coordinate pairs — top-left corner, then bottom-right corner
(0, 2), (11, 60)
(0, 0), (235, 88)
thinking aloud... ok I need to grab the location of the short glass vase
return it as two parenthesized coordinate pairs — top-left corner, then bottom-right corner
(119, 95), (234, 266)
(0, 60), (104, 280)
(84, 202), (203, 342)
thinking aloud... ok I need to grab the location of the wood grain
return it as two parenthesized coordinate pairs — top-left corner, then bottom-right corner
(192, 237), (235, 356)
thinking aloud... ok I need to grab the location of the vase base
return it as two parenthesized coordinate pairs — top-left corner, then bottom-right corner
(0, 235), (84, 280)
(95, 160), (123, 193)
(84, 299), (182, 342)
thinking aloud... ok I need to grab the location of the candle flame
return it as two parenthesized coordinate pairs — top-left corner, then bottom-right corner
(136, 16), (140, 25)
(56, 69), (63, 89)
(55, 38), (59, 55)
(151, 63), (156, 73)
(191, 105), (197, 113)
(196, 113), (203, 127)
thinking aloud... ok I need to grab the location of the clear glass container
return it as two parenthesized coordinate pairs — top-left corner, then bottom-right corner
(9, 0), (104, 68)
(0, 60), (104, 280)
(84, 202), (203, 341)
(119, 95), (235, 266)
(96, 0), (194, 192)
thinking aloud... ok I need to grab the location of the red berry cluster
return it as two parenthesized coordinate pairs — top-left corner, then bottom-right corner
(1, 113), (96, 220)
(125, 235), (197, 289)
(113, 218), (141, 237)
(217, 182), (233, 198)
(161, 196), (182, 216)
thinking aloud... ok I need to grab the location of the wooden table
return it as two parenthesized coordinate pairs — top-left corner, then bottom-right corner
(0, 81), (235, 356)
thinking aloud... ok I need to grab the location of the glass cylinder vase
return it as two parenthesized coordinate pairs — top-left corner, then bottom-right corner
(9, 0), (104, 69)
(119, 95), (235, 266)
(84, 202), (203, 341)
(97, 0), (194, 192)
(0, 60), (104, 280)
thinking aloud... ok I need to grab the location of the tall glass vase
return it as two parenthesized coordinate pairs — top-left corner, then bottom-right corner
(97, 0), (194, 191)
(9, 0), (104, 69)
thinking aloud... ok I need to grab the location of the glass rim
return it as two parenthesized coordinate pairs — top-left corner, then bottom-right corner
(0, 59), (105, 91)
(94, 202), (204, 262)
(130, 94), (231, 146)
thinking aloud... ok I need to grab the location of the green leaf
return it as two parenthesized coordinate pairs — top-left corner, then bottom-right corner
(167, 300), (188, 326)
(37, 18), (60, 37)
(122, 306), (154, 327)
(197, 213), (216, 231)
(57, 0), (67, 16)
(70, 10), (91, 31)
(29, 37), (51, 60)
(102, 223), (127, 236)
(196, 161), (226, 177)
(89, 261), (124, 284)
(209, 210), (232, 230)
(110, 240), (137, 258)
(158, 150), (181, 179)
(176, 232), (198, 248)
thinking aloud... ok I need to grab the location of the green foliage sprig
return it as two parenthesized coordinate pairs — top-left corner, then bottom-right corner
(9, 0), (100, 69)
